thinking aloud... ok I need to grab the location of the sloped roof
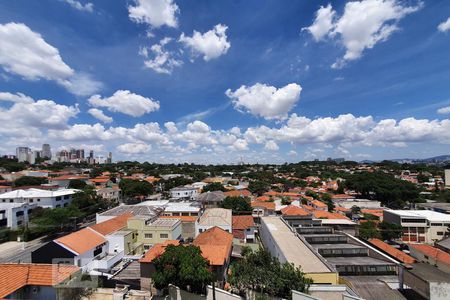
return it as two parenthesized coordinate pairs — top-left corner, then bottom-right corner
(90, 213), (133, 236)
(198, 208), (232, 226)
(159, 215), (198, 222)
(369, 239), (415, 264)
(196, 191), (225, 203)
(251, 201), (275, 210)
(194, 227), (233, 266)
(313, 210), (350, 220)
(0, 264), (79, 298)
(311, 200), (327, 208)
(139, 240), (180, 263)
(409, 243), (450, 265)
(232, 215), (254, 230)
(281, 205), (310, 216)
(55, 227), (106, 255)
(224, 190), (251, 197)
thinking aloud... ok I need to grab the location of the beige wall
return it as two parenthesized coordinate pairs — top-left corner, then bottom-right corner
(127, 218), (182, 248)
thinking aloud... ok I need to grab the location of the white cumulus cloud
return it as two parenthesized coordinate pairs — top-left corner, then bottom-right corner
(140, 37), (183, 74)
(304, 0), (422, 68)
(265, 140), (279, 151)
(437, 106), (450, 114)
(179, 24), (231, 61)
(226, 83), (302, 120)
(88, 90), (160, 117)
(438, 17), (450, 33)
(62, 0), (94, 12)
(88, 108), (113, 123)
(128, 0), (179, 28)
(117, 142), (151, 154)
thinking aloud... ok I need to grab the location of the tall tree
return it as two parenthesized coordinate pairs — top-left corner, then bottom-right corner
(153, 245), (213, 294)
(14, 176), (48, 187)
(220, 196), (252, 212)
(202, 182), (226, 192)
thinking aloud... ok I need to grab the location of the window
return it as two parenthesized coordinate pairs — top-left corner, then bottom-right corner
(144, 245), (150, 250)
(402, 218), (426, 223)
(29, 199), (33, 203)
(37, 199), (40, 202)
(145, 233), (153, 239)
(16, 211), (24, 217)
(56, 205), (61, 208)
(431, 223), (443, 226)
(160, 233), (168, 239)
(437, 231), (444, 236)
(64, 195), (70, 200)
(56, 196), (62, 201)
(93, 247), (102, 257)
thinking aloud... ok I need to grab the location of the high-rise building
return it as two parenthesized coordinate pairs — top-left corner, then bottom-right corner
(16, 147), (30, 163)
(445, 169), (450, 187)
(41, 144), (52, 159)
(107, 152), (112, 164)
(76, 149), (85, 159)
(89, 150), (94, 159)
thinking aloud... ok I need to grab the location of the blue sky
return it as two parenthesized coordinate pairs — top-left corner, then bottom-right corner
(0, 0), (449, 163)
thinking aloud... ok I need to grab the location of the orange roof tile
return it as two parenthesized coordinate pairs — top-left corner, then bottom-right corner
(251, 201), (275, 210)
(89, 178), (110, 183)
(159, 215), (198, 222)
(264, 191), (279, 197)
(409, 244), (450, 265)
(50, 175), (88, 181)
(90, 213), (133, 235)
(232, 215), (254, 230)
(369, 239), (415, 264)
(281, 205), (310, 216)
(256, 195), (271, 202)
(194, 227), (233, 266)
(313, 210), (350, 220)
(139, 240), (180, 263)
(361, 209), (384, 217)
(311, 200), (327, 208)
(302, 205), (315, 211)
(281, 192), (302, 198)
(0, 264), (79, 298)
(334, 206), (350, 212)
(332, 194), (354, 199)
(55, 228), (106, 255)
(224, 190), (252, 197)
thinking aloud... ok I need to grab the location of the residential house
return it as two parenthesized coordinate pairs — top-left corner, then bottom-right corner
(0, 188), (78, 209)
(193, 227), (233, 285)
(0, 263), (80, 300)
(169, 186), (199, 200)
(48, 175), (89, 188)
(195, 208), (232, 236)
(159, 215), (197, 240)
(224, 189), (252, 198)
(251, 201), (275, 220)
(309, 200), (328, 211)
(95, 187), (121, 202)
(0, 185), (12, 194)
(409, 243), (450, 273)
(0, 202), (37, 229)
(127, 217), (182, 251)
(232, 215), (255, 243)
(196, 191), (226, 208)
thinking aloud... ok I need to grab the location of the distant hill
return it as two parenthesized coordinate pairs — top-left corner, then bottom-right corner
(388, 155), (450, 164)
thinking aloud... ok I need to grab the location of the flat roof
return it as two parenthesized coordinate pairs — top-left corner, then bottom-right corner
(0, 188), (79, 199)
(319, 219), (357, 225)
(327, 256), (396, 266)
(312, 243), (366, 250)
(198, 208), (232, 227)
(385, 210), (450, 222)
(99, 205), (160, 217)
(261, 217), (332, 273)
(406, 262), (450, 283)
(147, 218), (180, 227)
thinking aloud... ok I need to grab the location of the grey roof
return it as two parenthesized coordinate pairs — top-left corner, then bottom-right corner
(312, 243), (366, 250)
(196, 191), (225, 203)
(327, 256), (396, 266)
(99, 204), (162, 218)
(343, 276), (406, 300)
(436, 236), (450, 251)
(406, 262), (450, 283)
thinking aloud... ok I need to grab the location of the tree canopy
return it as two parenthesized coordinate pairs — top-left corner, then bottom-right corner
(220, 196), (252, 212)
(358, 221), (381, 240)
(345, 172), (420, 208)
(248, 180), (269, 196)
(67, 179), (87, 189)
(152, 245), (212, 294)
(119, 179), (154, 198)
(202, 182), (226, 192)
(14, 176), (48, 187)
(229, 248), (312, 299)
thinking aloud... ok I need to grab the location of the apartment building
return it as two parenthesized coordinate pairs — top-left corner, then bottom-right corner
(384, 210), (450, 243)
(0, 202), (37, 229)
(127, 217), (182, 250)
(445, 169), (450, 187)
(0, 188), (78, 208)
(169, 186), (199, 200)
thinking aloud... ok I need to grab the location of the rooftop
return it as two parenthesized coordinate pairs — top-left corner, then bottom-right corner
(260, 217), (332, 273)
(369, 239), (415, 264)
(98, 204), (161, 218)
(197, 208), (232, 226)
(406, 262), (450, 283)
(327, 256), (396, 266)
(196, 191), (226, 202)
(146, 218), (181, 227)
(0, 263), (80, 298)
(281, 205), (310, 216)
(409, 243), (450, 265)
(139, 240), (180, 263)
(385, 209), (450, 222)
(193, 227), (233, 266)
(232, 215), (254, 230)
(90, 213), (133, 236)
(0, 188), (79, 199)
(55, 227), (106, 255)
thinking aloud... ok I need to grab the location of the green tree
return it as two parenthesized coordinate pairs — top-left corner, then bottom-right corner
(281, 196), (291, 206)
(89, 168), (102, 178)
(153, 245), (213, 294)
(67, 179), (87, 189)
(119, 179), (154, 198)
(378, 221), (403, 241)
(14, 176), (48, 187)
(229, 248), (311, 299)
(202, 182), (226, 192)
(351, 205), (361, 215)
(358, 221), (381, 240)
(248, 180), (269, 196)
(220, 196), (252, 212)
(305, 190), (318, 199)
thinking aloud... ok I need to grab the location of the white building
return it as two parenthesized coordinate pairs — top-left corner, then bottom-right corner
(445, 169), (450, 187)
(170, 186), (199, 200)
(195, 208), (232, 236)
(0, 202), (37, 229)
(384, 210), (450, 244)
(0, 188), (79, 209)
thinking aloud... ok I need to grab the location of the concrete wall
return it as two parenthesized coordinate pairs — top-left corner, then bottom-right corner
(409, 247), (450, 273)
(166, 284), (243, 300)
(430, 282), (450, 300)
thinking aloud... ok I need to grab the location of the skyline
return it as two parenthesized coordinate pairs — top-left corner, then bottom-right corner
(0, 0), (450, 164)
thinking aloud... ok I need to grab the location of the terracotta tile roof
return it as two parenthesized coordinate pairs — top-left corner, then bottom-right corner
(50, 175), (88, 181)
(369, 239), (415, 264)
(232, 215), (254, 230)
(311, 200), (327, 208)
(332, 194), (354, 199)
(302, 205), (315, 211)
(409, 244), (450, 265)
(159, 215), (198, 222)
(256, 195), (271, 202)
(251, 201), (275, 210)
(0, 263), (79, 298)
(281, 192), (302, 198)
(55, 227), (107, 255)
(89, 178), (110, 183)
(264, 191), (280, 197)
(90, 213), (133, 235)
(334, 206), (350, 212)
(194, 227), (233, 266)
(281, 205), (310, 216)
(224, 190), (252, 197)
(139, 240), (180, 263)
(361, 209), (384, 217)
(313, 210), (350, 220)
